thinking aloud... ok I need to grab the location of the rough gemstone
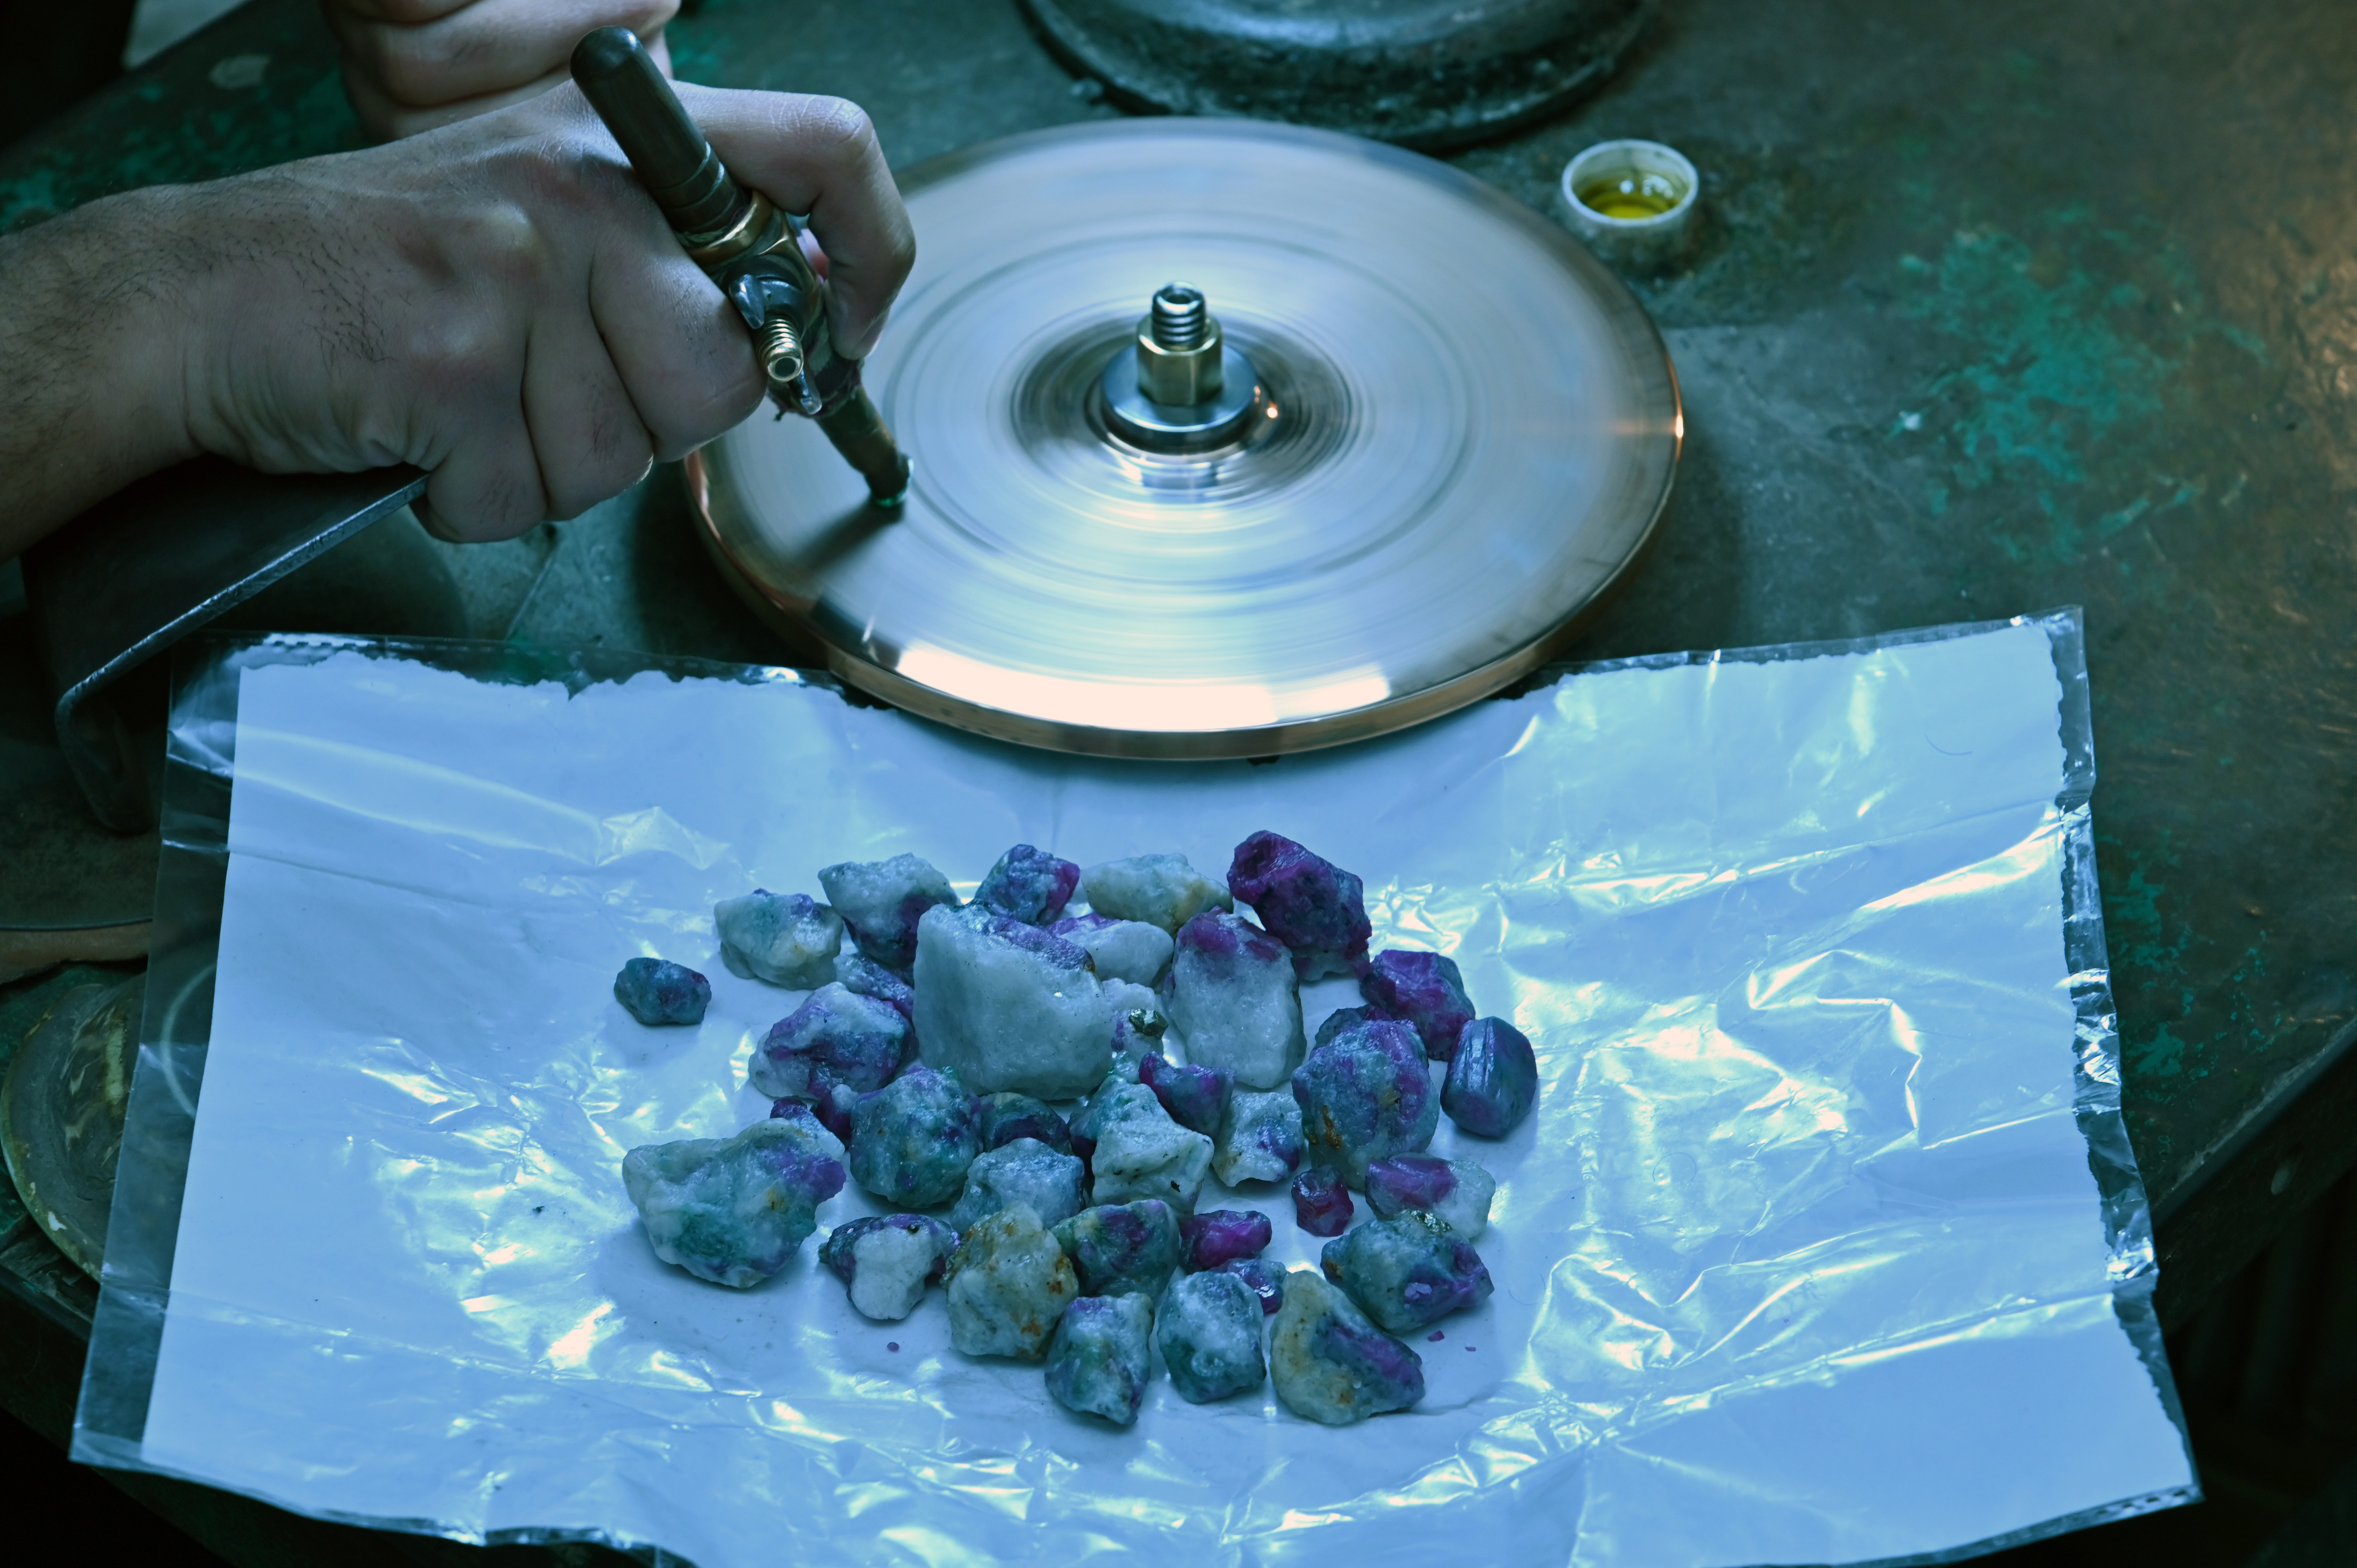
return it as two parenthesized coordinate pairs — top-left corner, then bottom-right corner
(1048, 911), (1177, 986)
(1166, 910), (1305, 1090)
(1078, 853), (1234, 934)
(846, 1063), (980, 1208)
(944, 1202), (1080, 1359)
(974, 843), (1082, 925)
(949, 1136), (1088, 1233)
(1359, 950), (1475, 1062)
(769, 1097), (834, 1140)
(1443, 1017), (1540, 1139)
(1293, 1017), (1438, 1187)
(1291, 1165), (1353, 1236)
(835, 952), (916, 1022)
(913, 904), (1111, 1099)
(1216, 1255), (1288, 1315)
(1226, 831), (1372, 981)
(1363, 1154), (1497, 1240)
(1212, 1088), (1305, 1186)
(1322, 1213), (1494, 1334)
(1090, 1091), (1214, 1211)
(1313, 1005), (1383, 1051)
(613, 957), (711, 1026)
(818, 854), (958, 971)
(1053, 1199), (1182, 1299)
(622, 1117), (846, 1288)
(1269, 1269), (1425, 1425)
(1045, 1294), (1154, 1425)
(1069, 1080), (1159, 1168)
(975, 1091), (1072, 1154)
(713, 891), (843, 988)
(747, 982), (908, 1101)
(1180, 1207), (1273, 1272)
(1140, 1051), (1232, 1136)
(819, 1213), (958, 1321)
(806, 1084), (859, 1142)
(1156, 1270), (1267, 1404)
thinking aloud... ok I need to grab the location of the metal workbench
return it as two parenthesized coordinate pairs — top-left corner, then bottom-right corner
(4, 1), (2353, 1561)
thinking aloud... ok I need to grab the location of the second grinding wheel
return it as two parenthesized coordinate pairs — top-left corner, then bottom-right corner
(691, 118), (1681, 758)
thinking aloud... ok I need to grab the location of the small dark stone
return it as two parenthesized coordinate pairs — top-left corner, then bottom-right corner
(1359, 950), (1475, 1061)
(976, 1091), (1073, 1154)
(1180, 1207), (1273, 1271)
(1216, 1255), (1288, 1314)
(613, 957), (710, 1026)
(1443, 1017), (1539, 1139)
(1140, 1051), (1233, 1135)
(1291, 1165), (1353, 1236)
(1226, 830), (1371, 980)
(974, 843), (1082, 925)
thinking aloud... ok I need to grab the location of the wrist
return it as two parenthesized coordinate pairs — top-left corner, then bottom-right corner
(0, 185), (204, 553)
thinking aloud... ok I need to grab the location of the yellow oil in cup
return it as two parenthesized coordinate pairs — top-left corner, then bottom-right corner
(1574, 170), (1687, 221)
(1558, 139), (1700, 277)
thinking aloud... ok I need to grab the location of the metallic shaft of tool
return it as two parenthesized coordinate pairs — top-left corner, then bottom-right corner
(569, 28), (911, 506)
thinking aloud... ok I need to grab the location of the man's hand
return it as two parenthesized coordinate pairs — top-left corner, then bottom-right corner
(0, 81), (914, 555)
(324, 0), (678, 141)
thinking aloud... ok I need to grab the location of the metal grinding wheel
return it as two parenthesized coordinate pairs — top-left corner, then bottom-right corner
(689, 118), (1681, 758)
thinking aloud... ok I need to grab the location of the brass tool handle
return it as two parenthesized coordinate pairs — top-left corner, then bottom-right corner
(569, 28), (911, 506)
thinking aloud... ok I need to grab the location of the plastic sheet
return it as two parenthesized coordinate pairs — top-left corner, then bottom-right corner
(75, 612), (2195, 1566)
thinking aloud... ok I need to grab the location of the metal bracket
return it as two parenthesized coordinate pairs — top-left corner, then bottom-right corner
(21, 457), (428, 832)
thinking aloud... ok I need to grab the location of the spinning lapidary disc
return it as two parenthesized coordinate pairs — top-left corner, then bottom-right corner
(690, 118), (1680, 759)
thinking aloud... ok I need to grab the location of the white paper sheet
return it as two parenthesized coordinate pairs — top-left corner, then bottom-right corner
(132, 620), (2191, 1566)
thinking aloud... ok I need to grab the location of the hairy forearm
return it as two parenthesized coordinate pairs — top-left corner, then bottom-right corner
(0, 188), (201, 558)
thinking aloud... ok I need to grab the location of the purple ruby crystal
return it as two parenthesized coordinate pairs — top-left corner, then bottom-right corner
(1364, 1153), (1495, 1238)
(612, 958), (710, 1027)
(1443, 1017), (1539, 1139)
(1291, 1165), (1353, 1236)
(1292, 1017), (1439, 1187)
(1180, 1207), (1273, 1272)
(749, 983), (908, 1102)
(974, 843), (1081, 925)
(1364, 1153), (1456, 1213)
(1140, 1051), (1233, 1136)
(1226, 831), (1371, 980)
(1216, 1255), (1288, 1314)
(1359, 950), (1475, 1062)
(976, 1091), (1073, 1154)
(804, 1084), (859, 1142)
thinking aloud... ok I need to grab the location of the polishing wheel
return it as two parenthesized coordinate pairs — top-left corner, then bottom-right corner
(689, 118), (1681, 758)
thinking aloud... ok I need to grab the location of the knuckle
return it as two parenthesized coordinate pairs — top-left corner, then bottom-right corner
(795, 95), (878, 164)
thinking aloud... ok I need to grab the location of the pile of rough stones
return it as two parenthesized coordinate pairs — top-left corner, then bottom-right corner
(613, 832), (1538, 1427)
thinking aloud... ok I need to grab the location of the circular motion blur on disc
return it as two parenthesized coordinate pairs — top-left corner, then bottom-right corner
(691, 118), (1681, 758)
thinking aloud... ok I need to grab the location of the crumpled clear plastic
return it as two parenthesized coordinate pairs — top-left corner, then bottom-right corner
(74, 611), (2194, 1567)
